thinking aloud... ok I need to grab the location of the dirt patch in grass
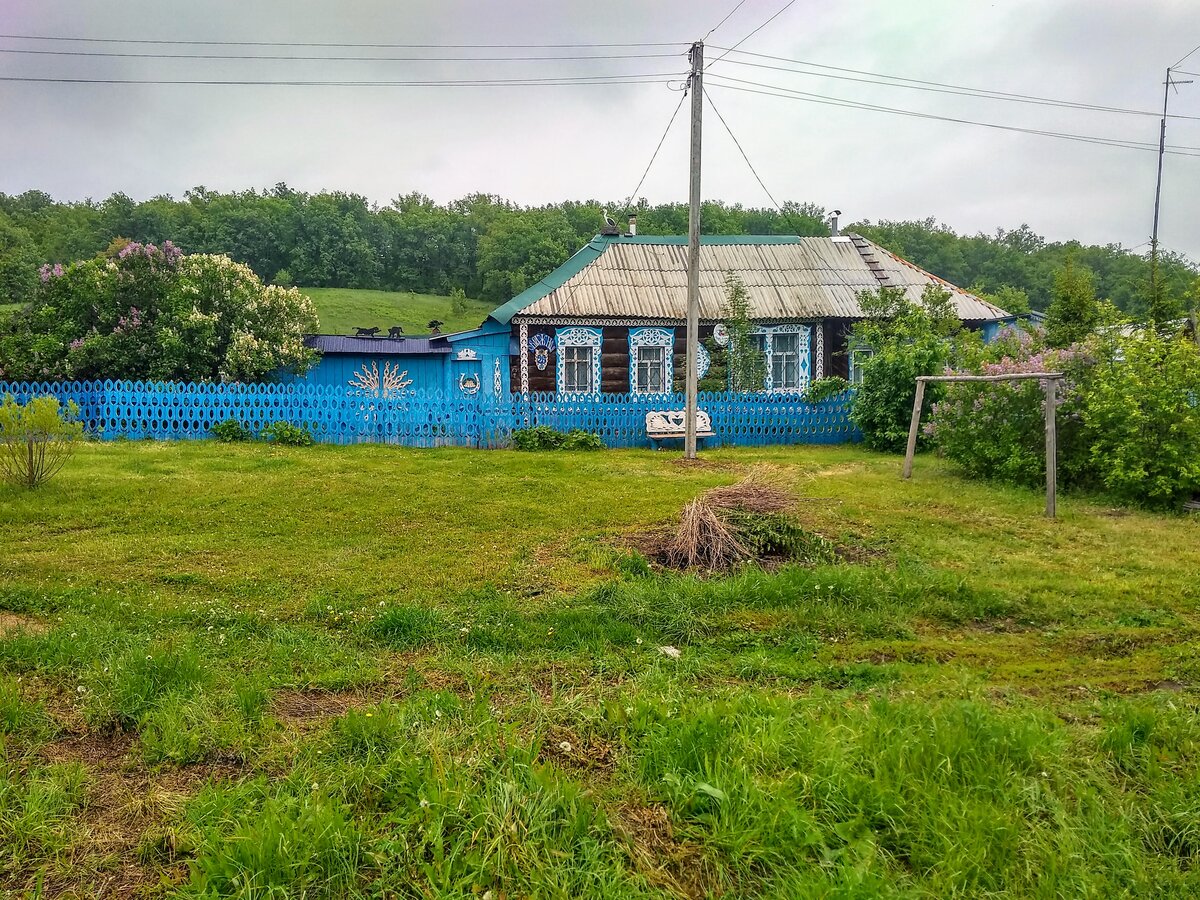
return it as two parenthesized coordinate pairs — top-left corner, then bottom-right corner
(0, 611), (47, 636)
(271, 689), (367, 728)
(613, 802), (710, 900)
(15, 729), (240, 898)
(538, 727), (616, 776)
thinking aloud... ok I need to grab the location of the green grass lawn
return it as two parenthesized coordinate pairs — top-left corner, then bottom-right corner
(301, 287), (494, 337)
(1, 442), (1199, 897)
(0, 302), (21, 323)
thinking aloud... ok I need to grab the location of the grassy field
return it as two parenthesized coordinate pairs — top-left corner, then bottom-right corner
(1, 442), (1199, 897)
(301, 287), (494, 337)
(0, 302), (21, 322)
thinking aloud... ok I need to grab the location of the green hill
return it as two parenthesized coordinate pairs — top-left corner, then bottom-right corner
(300, 288), (493, 337)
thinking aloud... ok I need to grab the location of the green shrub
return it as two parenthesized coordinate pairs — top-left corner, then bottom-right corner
(261, 421), (314, 447)
(512, 425), (603, 451)
(209, 418), (254, 443)
(803, 376), (850, 404)
(0, 394), (84, 489)
(850, 285), (971, 452)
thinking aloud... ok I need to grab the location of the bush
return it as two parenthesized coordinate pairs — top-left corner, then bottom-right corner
(0, 394), (83, 489)
(512, 426), (603, 451)
(1078, 332), (1200, 507)
(929, 326), (1200, 508)
(850, 285), (971, 452)
(804, 376), (850, 404)
(260, 421), (314, 447)
(210, 418), (255, 443)
(0, 242), (319, 382)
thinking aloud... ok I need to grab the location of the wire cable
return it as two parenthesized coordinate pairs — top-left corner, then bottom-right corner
(703, 0), (750, 41)
(1172, 42), (1200, 69)
(0, 72), (688, 88)
(0, 33), (687, 50)
(620, 88), (689, 215)
(0, 47), (685, 63)
(709, 48), (1200, 121)
(708, 0), (799, 66)
(705, 75), (1200, 157)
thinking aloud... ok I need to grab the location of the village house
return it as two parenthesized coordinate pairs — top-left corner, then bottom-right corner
(295, 229), (1009, 398)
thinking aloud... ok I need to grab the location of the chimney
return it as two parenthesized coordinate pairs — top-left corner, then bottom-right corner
(829, 209), (842, 237)
(628, 215), (637, 236)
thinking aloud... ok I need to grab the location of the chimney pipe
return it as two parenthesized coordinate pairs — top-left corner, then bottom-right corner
(829, 209), (842, 237)
(628, 215), (637, 236)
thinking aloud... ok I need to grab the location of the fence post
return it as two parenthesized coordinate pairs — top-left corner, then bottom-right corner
(901, 378), (926, 480)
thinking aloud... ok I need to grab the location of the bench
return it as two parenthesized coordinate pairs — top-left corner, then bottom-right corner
(646, 410), (715, 449)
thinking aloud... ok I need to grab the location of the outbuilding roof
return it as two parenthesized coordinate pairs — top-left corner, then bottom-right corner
(304, 335), (452, 355)
(489, 234), (1007, 324)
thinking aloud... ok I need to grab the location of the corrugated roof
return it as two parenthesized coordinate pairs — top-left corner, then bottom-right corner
(305, 335), (451, 355)
(493, 234), (1007, 323)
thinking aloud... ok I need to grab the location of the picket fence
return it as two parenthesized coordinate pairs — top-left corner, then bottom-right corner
(0, 380), (859, 449)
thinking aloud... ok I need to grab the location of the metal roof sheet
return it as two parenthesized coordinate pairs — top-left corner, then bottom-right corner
(499, 234), (1007, 323)
(305, 335), (451, 355)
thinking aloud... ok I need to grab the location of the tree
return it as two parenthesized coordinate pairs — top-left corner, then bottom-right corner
(722, 272), (764, 391)
(0, 394), (83, 488)
(1044, 259), (1102, 347)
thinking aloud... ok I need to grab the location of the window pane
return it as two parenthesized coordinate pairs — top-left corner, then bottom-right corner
(636, 346), (665, 393)
(564, 346), (593, 392)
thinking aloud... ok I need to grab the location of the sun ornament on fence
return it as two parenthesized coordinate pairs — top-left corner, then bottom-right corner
(347, 361), (413, 398)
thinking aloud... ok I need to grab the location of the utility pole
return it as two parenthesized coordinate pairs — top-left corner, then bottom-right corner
(684, 40), (704, 459)
(1150, 66), (1192, 305)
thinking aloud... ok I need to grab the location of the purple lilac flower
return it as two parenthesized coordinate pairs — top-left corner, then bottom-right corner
(69, 337), (85, 351)
(52, 263), (63, 278)
(39, 264), (51, 283)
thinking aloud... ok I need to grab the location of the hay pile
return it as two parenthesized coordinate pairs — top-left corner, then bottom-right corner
(662, 499), (751, 571)
(702, 478), (793, 514)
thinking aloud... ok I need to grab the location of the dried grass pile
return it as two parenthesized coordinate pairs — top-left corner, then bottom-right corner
(662, 499), (751, 571)
(702, 479), (793, 514)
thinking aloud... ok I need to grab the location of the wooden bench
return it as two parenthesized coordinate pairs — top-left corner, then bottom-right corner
(646, 410), (715, 449)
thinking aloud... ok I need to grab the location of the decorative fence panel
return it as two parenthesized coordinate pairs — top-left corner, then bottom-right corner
(0, 381), (858, 448)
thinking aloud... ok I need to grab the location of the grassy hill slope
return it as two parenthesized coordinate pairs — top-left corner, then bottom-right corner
(301, 287), (494, 337)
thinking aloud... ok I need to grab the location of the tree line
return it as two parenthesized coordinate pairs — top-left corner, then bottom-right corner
(0, 185), (1194, 316)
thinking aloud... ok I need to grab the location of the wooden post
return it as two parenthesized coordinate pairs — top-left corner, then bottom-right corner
(1044, 376), (1057, 518)
(901, 378), (925, 480)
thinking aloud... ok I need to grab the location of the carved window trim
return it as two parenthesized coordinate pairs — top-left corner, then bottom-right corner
(628, 327), (674, 394)
(555, 326), (602, 394)
(751, 324), (812, 394)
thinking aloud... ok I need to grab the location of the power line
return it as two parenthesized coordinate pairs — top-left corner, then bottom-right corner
(620, 88), (689, 214)
(705, 75), (1200, 157)
(705, 47), (1200, 122)
(703, 0), (751, 41)
(702, 86), (863, 294)
(708, 0), (799, 66)
(711, 52), (1200, 121)
(0, 32), (686, 50)
(0, 72), (687, 88)
(0, 46), (685, 63)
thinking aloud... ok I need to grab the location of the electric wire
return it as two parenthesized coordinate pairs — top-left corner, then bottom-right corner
(620, 88), (689, 215)
(703, 0), (751, 41)
(1172, 42), (1200, 69)
(708, 0), (799, 66)
(0, 47), (685, 62)
(0, 33), (687, 50)
(0, 72), (687, 88)
(710, 52), (1200, 121)
(705, 48), (1200, 121)
(705, 76), (1200, 157)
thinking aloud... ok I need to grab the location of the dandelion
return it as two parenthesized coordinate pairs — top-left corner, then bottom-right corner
(558, 741), (572, 754)
(419, 799), (429, 808)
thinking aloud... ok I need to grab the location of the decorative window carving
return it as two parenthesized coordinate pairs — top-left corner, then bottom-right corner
(750, 324), (812, 393)
(528, 333), (555, 371)
(555, 327), (602, 394)
(629, 327), (674, 394)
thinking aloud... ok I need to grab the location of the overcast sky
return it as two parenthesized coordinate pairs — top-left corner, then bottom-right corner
(3, 0), (1198, 261)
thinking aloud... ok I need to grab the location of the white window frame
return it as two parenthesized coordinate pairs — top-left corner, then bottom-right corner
(628, 327), (674, 395)
(555, 327), (602, 394)
(849, 347), (875, 385)
(750, 324), (812, 394)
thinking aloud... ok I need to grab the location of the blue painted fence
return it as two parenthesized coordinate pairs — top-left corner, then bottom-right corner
(0, 380), (859, 448)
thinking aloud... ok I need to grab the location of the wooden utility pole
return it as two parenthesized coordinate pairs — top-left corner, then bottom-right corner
(1150, 67), (1192, 303)
(683, 40), (703, 459)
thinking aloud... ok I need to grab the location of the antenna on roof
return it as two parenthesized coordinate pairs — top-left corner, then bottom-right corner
(601, 208), (619, 236)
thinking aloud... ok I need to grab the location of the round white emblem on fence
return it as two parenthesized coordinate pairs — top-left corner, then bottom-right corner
(712, 324), (729, 347)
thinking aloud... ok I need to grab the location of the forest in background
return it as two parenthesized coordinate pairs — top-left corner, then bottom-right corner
(0, 184), (1195, 315)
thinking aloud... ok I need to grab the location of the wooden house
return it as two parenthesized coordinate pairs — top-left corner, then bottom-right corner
(488, 233), (1008, 395)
